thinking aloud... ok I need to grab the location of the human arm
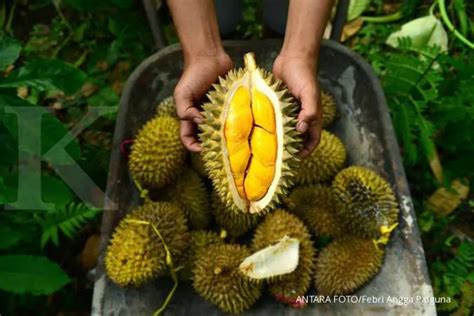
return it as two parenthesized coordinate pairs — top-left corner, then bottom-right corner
(273, 0), (334, 157)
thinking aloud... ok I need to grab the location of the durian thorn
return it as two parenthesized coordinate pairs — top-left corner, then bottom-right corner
(244, 52), (257, 71)
(132, 178), (149, 199)
(219, 229), (228, 239)
(214, 267), (222, 275)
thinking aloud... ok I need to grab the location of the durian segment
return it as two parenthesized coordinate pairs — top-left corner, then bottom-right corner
(211, 192), (260, 238)
(155, 96), (177, 118)
(129, 116), (186, 188)
(321, 91), (337, 127)
(240, 235), (300, 280)
(193, 244), (263, 314)
(251, 210), (315, 297)
(286, 185), (342, 237)
(332, 166), (399, 238)
(314, 238), (384, 295)
(162, 168), (211, 230)
(200, 52), (301, 214)
(104, 201), (190, 287)
(177, 230), (224, 281)
(295, 130), (346, 184)
(252, 88), (276, 132)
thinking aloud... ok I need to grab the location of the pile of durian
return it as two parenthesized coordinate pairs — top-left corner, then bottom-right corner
(104, 53), (399, 314)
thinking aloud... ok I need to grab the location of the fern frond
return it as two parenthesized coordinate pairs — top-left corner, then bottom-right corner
(35, 202), (101, 248)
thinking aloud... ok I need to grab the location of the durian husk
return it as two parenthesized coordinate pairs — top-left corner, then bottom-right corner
(104, 201), (190, 287)
(162, 168), (211, 230)
(332, 166), (399, 238)
(286, 185), (342, 237)
(177, 230), (224, 281)
(251, 209), (315, 299)
(199, 53), (301, 214)
(211, 191), (261, 239)
(321, 91), (337, 127)
(190, 152), (208, 178)
(295, 130), (346, 185)
(155, 96), (177, 118)
(314, 237), (384, 295)
(193, 244), (263, 314)
(128, 116), (186, 188)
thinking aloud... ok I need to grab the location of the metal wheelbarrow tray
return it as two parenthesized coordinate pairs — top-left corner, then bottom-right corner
(92, 39), (436, 315)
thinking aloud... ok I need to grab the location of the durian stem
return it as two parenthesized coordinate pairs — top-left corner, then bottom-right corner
(132, 178), (149, 199)
(244, 52), (257, 71)
(124, 219), (179, 316)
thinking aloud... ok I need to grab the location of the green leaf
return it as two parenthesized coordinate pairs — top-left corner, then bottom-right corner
(0, 224), (22, 249)
(0, 59), (86, 94)
(42, 174), (74, 207)
(347, 0), (371, 21)
(0, 255), (70, 295)
(107, 0), (133, 9)
(0, 36), (21, 71)
(386, 15), (448, 52)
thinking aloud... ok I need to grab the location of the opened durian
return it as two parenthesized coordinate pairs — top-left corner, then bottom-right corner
(332, 166), (399, 238)
(162, 168), (211, 229)
(211, 191), (260, 238)
(321, 91), (337, 127)
(155, 96), (177, 117)
(105, 201), (190, 287)
(129, 116), (186, 188)
(178, 230), (224, 281)
(193, 244), (263, 314)
(251, 209), (315, 299)
(286, 185), (342, 237)
(314, 237), (384, 295)
(295, 130), (346, 185)
(200, 52), (301, 214)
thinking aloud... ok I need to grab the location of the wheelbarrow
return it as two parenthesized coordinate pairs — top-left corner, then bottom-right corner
(92, 4), (436, 316)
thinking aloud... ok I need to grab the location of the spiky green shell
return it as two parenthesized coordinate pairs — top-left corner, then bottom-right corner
(190, 152), (208, 178)
(155, 96), (177, 117)
(199, 67), (301, 214)
(295, 130), (346, 185)
(251, 210), (315, 295)
(211, 192), (261, 238)
(162, 168), (211, 230)
(178, 230), (224, 281)
(332, 166), (399, 238)
(286, 185), (342, 237)
(321, 91), (337, 127)
(104, 201), (190, 287)
(128, 116), (186, 188)
(314, 238), (384, 295)
(193, 244), (263, 314)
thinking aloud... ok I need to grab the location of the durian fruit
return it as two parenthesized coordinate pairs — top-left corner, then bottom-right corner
(105, 201), (190, 287)
(211, 191), (260, 239)
(128, 116), (186, 188)
(314, 238), (384, 295)
(162, 168), (211, 229)
(211, 191), (260, 238)
(295, 130), (346, 185)
(251, 209), (315, 301)
(155, 96), (177, 117)
(177, 230), (224, 281)
(332, 166), (399, 238)
(190, 152), (207, 177)
(286, 185), (342, 237)
(200, 52), (301, 214)
(193, 244), (263, 314)
(321, 91), (337, 127)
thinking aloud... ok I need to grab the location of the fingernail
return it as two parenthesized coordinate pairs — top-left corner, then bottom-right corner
(296, 121), (309, 133)
(193, 117), (203, 124)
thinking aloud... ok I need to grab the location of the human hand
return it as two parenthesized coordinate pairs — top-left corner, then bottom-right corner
(174, 52), (233, 152)
(273, 54), (322, 158)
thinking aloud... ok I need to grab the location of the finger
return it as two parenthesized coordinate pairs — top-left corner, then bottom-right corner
(180, 120), (202, 152)
(296, 87), (318, 133)
(174, 87), (204, 123)
(299, 122), (322, 158)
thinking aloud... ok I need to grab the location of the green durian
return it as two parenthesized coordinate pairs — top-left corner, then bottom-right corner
(295, 130), (346, 185)
(104, 201), (190, 287)
(314, 238), (384, 295)
(190, 152), (208, 178)
(128, 116), (186, 188)
(321, 90), (337, 127)
(211, 191), (261, 239)
(332, 166), (399, 238)
(193, 244), (263, 314)
(162, 168), (211, 229)
(177, 230), (224, 281)
(155, 96), (177, 117)
(286, 185), (342, 237)
(199, 52), (301, 214)
(251, 209), (315, 299)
